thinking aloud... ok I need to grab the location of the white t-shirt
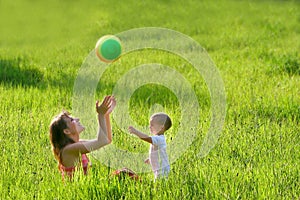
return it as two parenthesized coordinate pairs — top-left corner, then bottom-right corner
(149, 135), (170, 179)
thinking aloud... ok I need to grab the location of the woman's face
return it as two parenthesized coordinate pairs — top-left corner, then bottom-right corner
(63, 115), (85, 136)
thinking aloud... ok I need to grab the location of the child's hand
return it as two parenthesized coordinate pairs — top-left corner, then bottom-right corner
(129, 126), (152, 144)
(144, 158), (150, 164)
(106, 96), (116, 115)
(128, 126), (138, 135)
(96, 96), (111, 114)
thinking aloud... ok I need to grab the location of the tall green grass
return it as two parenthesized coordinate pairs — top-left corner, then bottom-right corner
(0, 0), (299, 199)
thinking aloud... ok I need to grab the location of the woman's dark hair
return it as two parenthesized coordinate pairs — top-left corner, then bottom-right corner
(49, 111), (75, 165)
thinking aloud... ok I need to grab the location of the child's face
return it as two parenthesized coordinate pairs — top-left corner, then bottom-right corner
(149, 118), (164, 135)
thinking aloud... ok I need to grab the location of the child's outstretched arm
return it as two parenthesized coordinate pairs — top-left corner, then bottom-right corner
(128, 126), (152, 144)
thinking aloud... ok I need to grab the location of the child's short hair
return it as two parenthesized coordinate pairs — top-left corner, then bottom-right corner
(151, 113), (172, 131)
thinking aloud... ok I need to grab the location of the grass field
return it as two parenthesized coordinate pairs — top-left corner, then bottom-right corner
(0, 0), (300, 199)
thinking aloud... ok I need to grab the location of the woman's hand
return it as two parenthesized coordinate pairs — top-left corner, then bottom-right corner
(106, 96), (116, 115)
(96, 96), (112, 114)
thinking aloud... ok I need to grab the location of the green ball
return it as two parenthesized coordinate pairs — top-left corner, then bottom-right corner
(95, 35), (122, 63)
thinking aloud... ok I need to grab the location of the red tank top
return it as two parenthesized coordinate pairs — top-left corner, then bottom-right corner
(59, 154), (90, 180)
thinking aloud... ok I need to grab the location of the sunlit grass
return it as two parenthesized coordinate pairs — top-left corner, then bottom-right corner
(0, 0), (299, 199)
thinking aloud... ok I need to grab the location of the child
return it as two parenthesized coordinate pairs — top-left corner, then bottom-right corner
(49, 96), (116, 180)
(128, 112), (172, 180)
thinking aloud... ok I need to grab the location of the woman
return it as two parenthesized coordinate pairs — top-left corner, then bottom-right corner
(49, 96), (116, 179)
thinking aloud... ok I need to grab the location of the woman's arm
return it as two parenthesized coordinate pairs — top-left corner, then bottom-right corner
(64, 96), (114, 154)
(82, 113), (110, 151)
(104, 96), (116, 143)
